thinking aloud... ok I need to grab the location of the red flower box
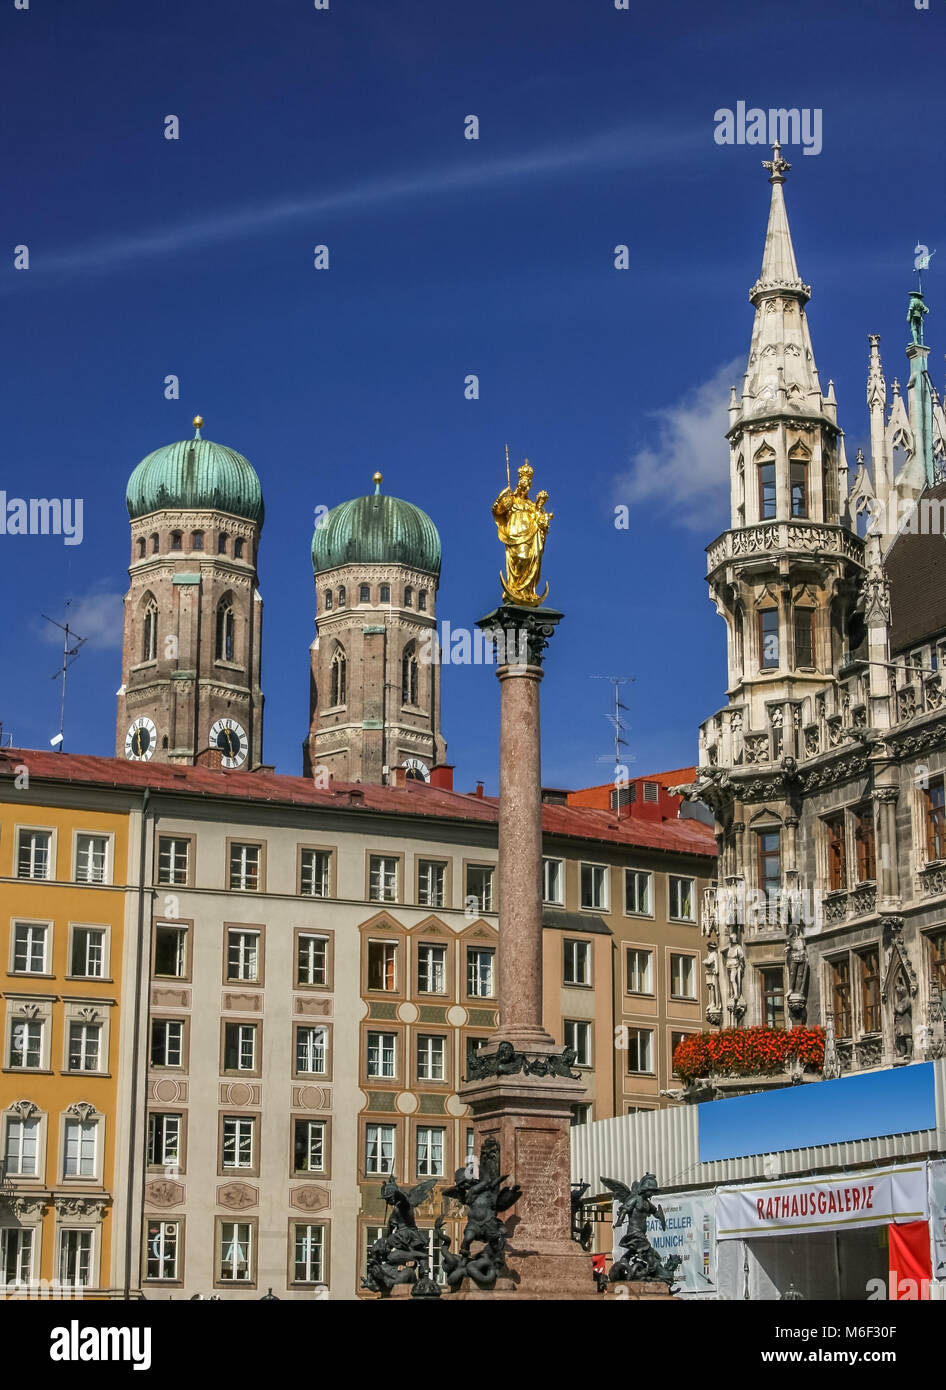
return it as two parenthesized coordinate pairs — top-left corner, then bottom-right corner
(672, 1026), (825, 1085)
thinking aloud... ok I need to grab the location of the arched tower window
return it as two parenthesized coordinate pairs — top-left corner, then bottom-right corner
(359, 584), (370, 603)
(380, 584), (390, 603)
(402, 641), (418, 706)
(338, 586), (346, 607)
(216, 602), (235, 662)
(330, 646), (347, 707)
(191, 531), (204, 551)
(170, 532), (182, 551)
(324, 590), (333, 612)
(150, 533), (159, 554)
(142, 600), (158, 662)
(417, 590), (427, 612)
(218, 534), (228, 554)
(234, 538), (244, 559)
(404, 585), (413, 608)
(136, 537), (146, 559)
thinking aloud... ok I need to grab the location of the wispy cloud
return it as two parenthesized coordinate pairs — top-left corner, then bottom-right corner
(38, 589), (124, 650)
(615, 358), (743, 532)
(26, 122), (702, 279)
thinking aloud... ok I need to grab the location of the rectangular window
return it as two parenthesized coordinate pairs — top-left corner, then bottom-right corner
(226, 929), (260, 983)
(466, 947), (495, 998)
(794, 608), (814, 667)
(4, 1116), (39, 1176)
(369, 855), (399, 903)
(59, 1230), (93, 1289)
(563, 939), (590, 986)
(825, 814), (847, 892)
(854, 807), (876, 882)
(75, 833), (109, 884)
(669, 953), (696, 999)
(759, 609), (779, 669)
(790, 460), (808, 518)
(154, 923), (187, 978)
(571, 1104), (592, 1127)
(465, 865), (494, 913)
(147, 1113), (181, 1167)
(222, 1117), (255, 1169)
(12, 921), (48, 973)
(63, 1119), (97, 1177)
(758, 461), (776, 519)
(860, 948), (881, 1033)
(669, 876), (695, 922)
(218, 1222), (252, 1282)
(542, 857), (564, 905)
(626, 947), (653, 995)
(625, 1028), (653, 1074)
(366, 1030), (396, 1079)
(10, 1019), (43, 1068)
(416, 1034), (445, 1082)
(223, 1023), (257, 1072)
(831, 958), (852, 1037)
(930, 931), (946, 995)
(145, 1220), (179, 1281)
(416, 1126), (445, 1177)
(17, 829), (52, 880)
(293, 1224), (325, 1284)
(300, 848), (330, 897)
(367, 941), (397, 992)
(417, 860), (446, 908)
(296, 1026), (328, 1075)
(150, 1019), (184, 1068)
(757, 830), (781, 897)
(229, 843), (261, 892)
(924, 778), (946, 861)
(1, 1228), (33, 1286)
(624, 870), (651, 915)
(70, 927), (105, 979)
(297, 934), (328, 987)
(293, 1119), (325, 1174)
(68, 1022), (102, 1072)
(157, 836), (190, 887)
(365, 1123), (395, 1174)
(579, 863), (608, 910)
(564, 1019), (591, 1066)
(761, 967), (785, 1028)
(417, 943), (447, 995)
(465, 1127), (475, 1162)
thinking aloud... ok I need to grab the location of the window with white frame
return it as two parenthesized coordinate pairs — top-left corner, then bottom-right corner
(222, 1116), (255, 1169)
(296, 1026), (328, 1074)
(17, 829), (52, 880)
(465, 865), (494, 912)
(75, 834), (109, 884)
(10, 1019), (43, 1069)
(669, 952), (697, 999)
(416, 1126), (445, 1177)
(367, 940), (397, 991)
(63, 1118), (97, 1178)
(417, 943), (447, 994)
(580, 863), (608, 910)
(416, 1034), (445, 1082)
(4, 1113), (39, 1176)
(625, 1028), (654, 1074)
(466, 946), (495, 998)
(365, 1123), (395, 1174)
(369, 855), (399, 903)
(229, 843), (261, 892)
(70, 927), (105, 978)
(366, 1031), (396, 1079)
(145, 1220), (179, 1281)
(297, 933), (328, 987)
(147, 1113), (181, 1167)
(564, 1019), (591, 1067)
(570, 1103), (592, 1127)
(563, 938), (590, 986)
(150, 1019), (184, 1068)
(542, 857), (564, 905)
(68, 1022), (102, 1073)
(223, 1023), (257, 1072)
(157, 836), (189, 887)
(1, 1227), (33, 1286)
(624, 869), (652, 916)
(12, 922), (48, 974)
(154, 923), (187, 978)
(669, 875), (695, 922)
(59, 1230), (93, 1289)
(293, 1119), (325, 1173)
(293, 1223), (325, 1283)
(626, 947), (653, 995)
(300, 848), (331, 897)
(218, 1222), (252, 1281)
(417, 859), (446, 908)
(465, 1127), (475, 1162)
(226, 929), (260, 983)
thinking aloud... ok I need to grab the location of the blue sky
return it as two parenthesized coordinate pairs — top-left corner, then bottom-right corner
(1, 0), (944, 791)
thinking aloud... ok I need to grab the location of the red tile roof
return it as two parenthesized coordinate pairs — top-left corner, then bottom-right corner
(0, 749), (716, 859)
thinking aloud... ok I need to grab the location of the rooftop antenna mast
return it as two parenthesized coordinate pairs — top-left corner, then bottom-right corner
(42, 605), (86, 752)
(590, 675), (635, 773)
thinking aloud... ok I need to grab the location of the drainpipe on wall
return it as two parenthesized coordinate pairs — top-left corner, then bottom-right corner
(123, 786), (151, 1299)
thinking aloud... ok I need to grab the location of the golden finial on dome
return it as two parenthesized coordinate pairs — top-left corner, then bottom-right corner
(193, 415), (204, 436)
(373, 471), (383, 494)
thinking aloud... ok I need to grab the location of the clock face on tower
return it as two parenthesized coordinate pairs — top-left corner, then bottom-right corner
(125, 717), (157, 761)
(210, 717), (249, 769)
(402, 757), (430, 782)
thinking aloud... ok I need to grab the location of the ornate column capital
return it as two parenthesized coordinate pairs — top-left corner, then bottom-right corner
(477, 604), (563, 669)
(871, 786), (899, 804)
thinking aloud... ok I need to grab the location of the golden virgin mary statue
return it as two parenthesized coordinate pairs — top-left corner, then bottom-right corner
(491, 455), (552, 606)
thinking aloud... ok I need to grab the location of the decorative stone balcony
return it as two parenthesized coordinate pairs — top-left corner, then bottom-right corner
(706, 520), (864, 577)
(918, 863), (946, 900)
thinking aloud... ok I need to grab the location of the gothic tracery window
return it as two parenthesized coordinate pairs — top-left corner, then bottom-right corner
(216, 602), (235, 662)
(142, 601), (158, 662)
(401, 641), (418, 706)
(330, 646), (347, 707)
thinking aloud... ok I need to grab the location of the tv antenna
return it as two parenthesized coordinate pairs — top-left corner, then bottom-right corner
(590, 675), (636, 772)
(42, 606), (87, 752)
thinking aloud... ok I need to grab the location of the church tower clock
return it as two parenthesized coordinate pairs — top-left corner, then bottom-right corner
(116, 416), (265, 768)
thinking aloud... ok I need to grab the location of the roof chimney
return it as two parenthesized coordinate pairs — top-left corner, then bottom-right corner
(429, 764), (454, 790)
(392, 766), (407, 788)
(474, 781), (484, 798)
(348, 788), (365, 806)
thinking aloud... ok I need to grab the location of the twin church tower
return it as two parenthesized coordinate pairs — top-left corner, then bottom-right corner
(115, 419), (446, 782)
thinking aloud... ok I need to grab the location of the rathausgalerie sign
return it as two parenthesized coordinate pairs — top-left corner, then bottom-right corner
(716, 1165), (928, 1238)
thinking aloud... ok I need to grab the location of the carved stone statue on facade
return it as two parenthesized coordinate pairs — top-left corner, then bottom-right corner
(440, 1138), (522, 1291)
(893, 975), (914, 1061)
(599, 1174), (681, 1290)
(704, 939), (722, 1018)
(361, 1176), (439, 1296)
(725, 928), (746, 1021)
(785, 921), (810, 1023)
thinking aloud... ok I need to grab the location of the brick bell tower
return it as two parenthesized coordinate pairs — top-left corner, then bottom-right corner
(116, 415), (265, 769)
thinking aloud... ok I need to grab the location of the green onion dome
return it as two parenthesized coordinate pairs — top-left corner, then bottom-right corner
(126, 417), (264, 527)
(312, 473), (441, 576)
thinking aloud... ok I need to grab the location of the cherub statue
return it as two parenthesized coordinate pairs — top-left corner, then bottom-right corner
(441, 1138), (522, 1290)
(361, 1175), (439, 1296)
(599, 1173), (680, 1289)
